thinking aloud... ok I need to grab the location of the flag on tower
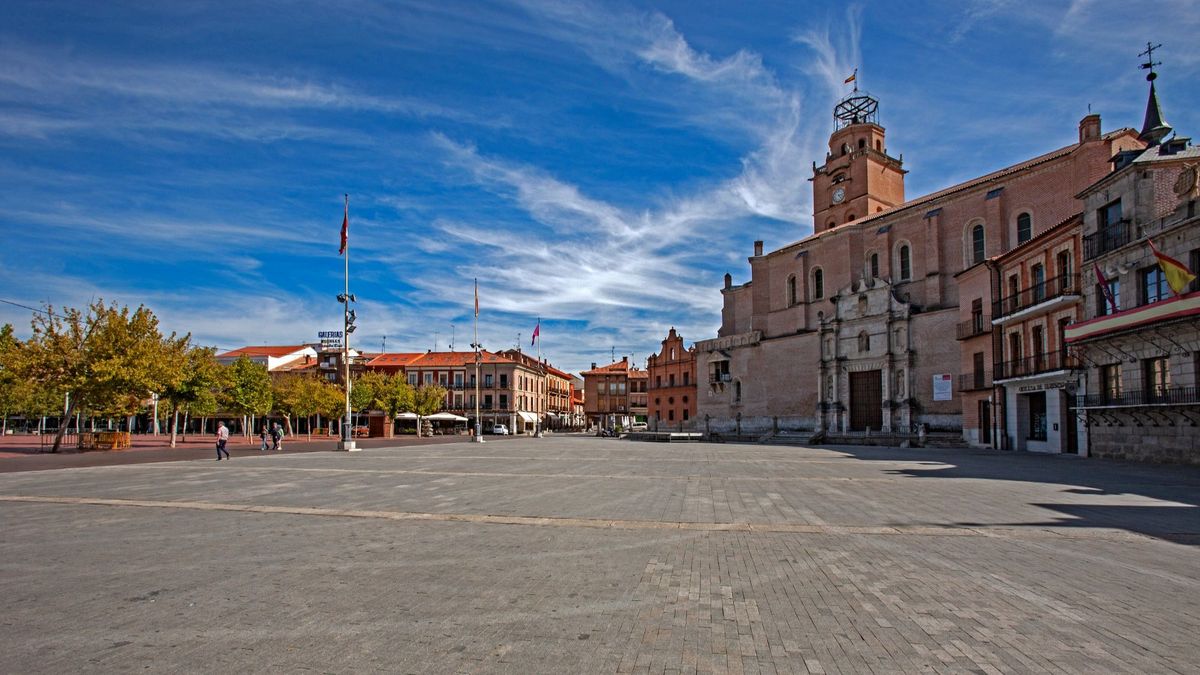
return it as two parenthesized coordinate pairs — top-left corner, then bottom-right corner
(531, 319), (540, 346)
(1093, 263), (1117, 313)
(1148, 239), (1196, 295)
(844, 69), (857, 84)
(338, 200), (348, 255)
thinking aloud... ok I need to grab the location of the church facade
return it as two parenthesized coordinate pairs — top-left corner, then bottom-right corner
(696, 89), (1143, 440)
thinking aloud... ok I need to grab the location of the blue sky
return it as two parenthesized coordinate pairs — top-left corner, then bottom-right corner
(2, 1), (1197, 375)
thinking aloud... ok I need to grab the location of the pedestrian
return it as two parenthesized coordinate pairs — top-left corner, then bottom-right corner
(215, 422), (230, 461)
(271, 422), (283, 451)
(259, 423), (269, 451)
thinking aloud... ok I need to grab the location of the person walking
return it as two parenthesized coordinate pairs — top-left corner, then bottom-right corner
(259, 423), (269, 451)
(271, 422), (283, 451)
(215, 421), (230, 461)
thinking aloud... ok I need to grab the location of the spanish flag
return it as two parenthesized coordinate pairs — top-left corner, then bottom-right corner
(1149, 239), (1196, 295)
(844, 69), (857, 84)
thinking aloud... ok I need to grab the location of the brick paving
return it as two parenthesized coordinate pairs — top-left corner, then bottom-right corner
(1, 437), (1198, 673)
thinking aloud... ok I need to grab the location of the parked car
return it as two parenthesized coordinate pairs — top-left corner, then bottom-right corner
(630, 423), (648, 432)
(491, 424), (509, 435)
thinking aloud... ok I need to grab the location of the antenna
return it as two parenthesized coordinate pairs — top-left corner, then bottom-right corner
(382, 335), (387, 352)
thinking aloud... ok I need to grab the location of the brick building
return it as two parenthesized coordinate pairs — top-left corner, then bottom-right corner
(697, 87), (1141, 440)
(646, 327), (697, 430)
(1066, 75), (1200, 463)
(582, 357), (645, 430)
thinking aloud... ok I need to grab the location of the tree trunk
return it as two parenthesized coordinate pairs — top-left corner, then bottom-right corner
(51, 396), (80, 453)
(284, 415), (293, 436)
(169, 406), (180, 448)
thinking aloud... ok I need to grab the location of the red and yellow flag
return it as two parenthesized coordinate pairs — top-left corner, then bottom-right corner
(1149, 239), (1196, 295)
(844, 69), (857, 84)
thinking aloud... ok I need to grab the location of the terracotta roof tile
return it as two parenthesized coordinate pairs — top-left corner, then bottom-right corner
(219, 345), (311, 359)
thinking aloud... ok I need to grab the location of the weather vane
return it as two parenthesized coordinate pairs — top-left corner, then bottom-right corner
(1139, 42), (1162, 81)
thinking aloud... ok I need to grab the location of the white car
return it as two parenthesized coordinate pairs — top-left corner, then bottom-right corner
(491, 424), (509, 435)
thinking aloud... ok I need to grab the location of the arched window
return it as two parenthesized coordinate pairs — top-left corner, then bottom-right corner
(1017, 212), (1032, 244)
(826, 220), (836, 231)
(858, 138), (866, 149)
(858, 331), (870, 352)
(971, 223), (985, 264)
(898, 244), (912, 281)
(846, 214), (856, 222)
(841, 143), (850, 156)
(812, 268), (824, 300)
(786, 274), (797, 306)
(875, 140), (882, 151)
(869, 252), (879, 278)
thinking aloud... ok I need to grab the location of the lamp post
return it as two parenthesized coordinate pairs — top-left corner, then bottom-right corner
(337, 195), (359, 451)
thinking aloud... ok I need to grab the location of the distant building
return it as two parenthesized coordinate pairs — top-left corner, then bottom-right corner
(646, 327), (697, 429)
(582, 357), (644, 430)
(216, 345), (316, 371)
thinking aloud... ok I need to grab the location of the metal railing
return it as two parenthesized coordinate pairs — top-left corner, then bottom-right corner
(1074, 385), (1200, 408)
(958, 372), (992, 392)
(993, 273), (1080, 320)
(1083, 220), (1132, 260)
(994, 350), (1077, 380)
(956, 317), (991, 340)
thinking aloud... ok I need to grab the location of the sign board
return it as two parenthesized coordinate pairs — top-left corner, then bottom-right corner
(319, 330), (343, 350)
(932, 374), (952, 401)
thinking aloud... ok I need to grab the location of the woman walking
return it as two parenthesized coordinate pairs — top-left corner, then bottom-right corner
(259, 423), (270, 451)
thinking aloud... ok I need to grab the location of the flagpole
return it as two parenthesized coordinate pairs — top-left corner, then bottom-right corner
(339, 194), (358, 451)
(472, 279), (484, 443)
(534, 318), (543, 437)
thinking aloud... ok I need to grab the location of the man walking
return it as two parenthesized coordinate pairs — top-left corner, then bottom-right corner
(271, 422), (283, 451)
(216, 421), (230, 461)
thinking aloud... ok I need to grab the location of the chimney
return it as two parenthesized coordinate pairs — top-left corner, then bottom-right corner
(724, 273), (732, 289)
(753, 240), (763, 256)
(591, 362), (597, 370)
(1078, 114), (1101, 143)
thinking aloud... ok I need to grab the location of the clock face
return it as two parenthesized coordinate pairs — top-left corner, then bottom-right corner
(832, 187), (846, 204)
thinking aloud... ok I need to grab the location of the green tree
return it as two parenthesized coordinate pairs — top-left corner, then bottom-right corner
(22, 300), (180, 452)
(349, 373), (376, 430)
(220, 356), (273, 437)
(366, 372), (413, 437)
(317, 379), (345, 434)
(412, 384), (448, 438)
(0, 324), (32, 435)
(160, 346), (220, 448)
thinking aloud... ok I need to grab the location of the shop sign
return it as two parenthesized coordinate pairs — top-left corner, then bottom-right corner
(932, 374), (952, 401)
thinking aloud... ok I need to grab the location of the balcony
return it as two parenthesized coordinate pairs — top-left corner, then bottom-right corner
(1083, 220), (1132, 261)
(993, 273), (1080, 321)
(1074, 385), (1200, 408)
(709, 373), (731, 384)
(994, 350), (1078, 381)
(958, 372), (992, 392)
(956, 317), (992, 340)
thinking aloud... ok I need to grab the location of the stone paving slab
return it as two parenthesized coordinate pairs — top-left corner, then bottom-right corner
(1, 437), (1198, 673)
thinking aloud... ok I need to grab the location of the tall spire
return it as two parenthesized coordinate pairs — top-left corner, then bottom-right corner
(1138, 42), (1172, 147)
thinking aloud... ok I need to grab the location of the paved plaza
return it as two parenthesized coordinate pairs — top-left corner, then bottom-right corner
(2, 437), (1198, 674)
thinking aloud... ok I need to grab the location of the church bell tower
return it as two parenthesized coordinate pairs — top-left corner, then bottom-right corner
(812, 87), (906, 232)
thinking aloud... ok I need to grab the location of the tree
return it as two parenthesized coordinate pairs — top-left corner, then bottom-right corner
(160, 346), (220, 448)
(349, 373), (376, 430)
(412, 384), (448, 438)
(220, 356), (272, 437)
(0, 324), (33, 435)
(317, 379), (345, 435)
(22, 300), (180, 452)
(366, 372), (413, 438)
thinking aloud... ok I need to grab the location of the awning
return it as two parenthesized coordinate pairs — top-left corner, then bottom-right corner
(394, 412), (418, 419)
(426, 412), (468, 422)
(517, 411), (538, 423)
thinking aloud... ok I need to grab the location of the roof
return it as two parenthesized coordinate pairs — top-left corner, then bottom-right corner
(218, 345), (312, 359)
(993, 212), (1082, 264)
(544, 364), (573, 379)
(365, 352), (424, 367)
(274, 359), (318, 373)
(581, 360), (631, 376)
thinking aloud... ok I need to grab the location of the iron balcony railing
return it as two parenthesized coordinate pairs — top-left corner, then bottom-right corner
(958, 372), (992, 392)
(1083, 220), (1132, 261)
(1074, 385), (1200, 408)
(994, 350), (1078, 380)
(993, 273), (1080, 320)
(956, 316), (992, 340)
